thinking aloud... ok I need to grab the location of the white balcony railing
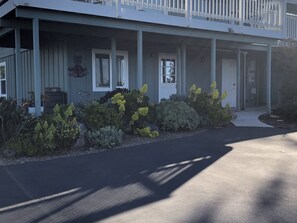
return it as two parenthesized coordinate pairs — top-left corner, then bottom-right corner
(124, 0), (282, 30)
(287, 13), (297, 40)
(81, 0), (284, 32)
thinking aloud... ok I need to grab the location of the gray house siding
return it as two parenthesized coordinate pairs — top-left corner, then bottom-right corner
(186, 48), (211, 93)
(0, 32), (273, 109)
(4, 41), (69, 102)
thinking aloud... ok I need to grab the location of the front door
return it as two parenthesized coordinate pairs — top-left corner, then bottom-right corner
(222, 59), (237, 107)
(159, 54), (177, 101)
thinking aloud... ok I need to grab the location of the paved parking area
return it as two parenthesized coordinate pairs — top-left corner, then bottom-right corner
(0, 127), (296, 223)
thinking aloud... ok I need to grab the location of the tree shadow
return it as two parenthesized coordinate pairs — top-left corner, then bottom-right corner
(0, 127), (295, 222)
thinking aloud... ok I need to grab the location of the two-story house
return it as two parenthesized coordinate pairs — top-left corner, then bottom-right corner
(0, 0), (295, 115)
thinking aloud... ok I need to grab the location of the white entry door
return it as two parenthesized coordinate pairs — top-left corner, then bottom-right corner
(159, 54), (177, 101)
(222, 59), (237, 107)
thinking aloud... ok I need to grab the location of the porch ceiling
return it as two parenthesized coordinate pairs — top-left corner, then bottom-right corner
(12, 7), (278, 45)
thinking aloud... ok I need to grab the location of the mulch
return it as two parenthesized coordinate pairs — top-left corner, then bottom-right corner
(259, 114), (297, 129)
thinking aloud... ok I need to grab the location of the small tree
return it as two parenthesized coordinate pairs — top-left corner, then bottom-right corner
(273, 41), (297, 104)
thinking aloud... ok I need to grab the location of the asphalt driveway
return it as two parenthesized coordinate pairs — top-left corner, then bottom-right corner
(0, 127), (297, 223)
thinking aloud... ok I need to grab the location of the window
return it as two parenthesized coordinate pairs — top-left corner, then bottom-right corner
(160, 57), (176, 83)
(0, 62), (6, 98)
(92, 49), (129, 92)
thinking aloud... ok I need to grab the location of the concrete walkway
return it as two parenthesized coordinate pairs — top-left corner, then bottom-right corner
(232, 108), (272, 128)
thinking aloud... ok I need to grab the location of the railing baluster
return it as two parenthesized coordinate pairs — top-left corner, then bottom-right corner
(115, 0), (284, 33)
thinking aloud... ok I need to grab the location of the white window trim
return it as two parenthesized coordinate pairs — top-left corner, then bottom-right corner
(0, 62), (7, 98)
(116, 51), (129, 89)
(92, 49), (112, 92)
(159, 53), (177, 84)
(92, 49), (129, 92)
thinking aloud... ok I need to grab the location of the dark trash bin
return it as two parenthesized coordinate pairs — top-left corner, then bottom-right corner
(44, 88), (67, 113)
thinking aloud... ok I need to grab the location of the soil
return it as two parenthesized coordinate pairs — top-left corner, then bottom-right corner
(259, 113), (297, 129)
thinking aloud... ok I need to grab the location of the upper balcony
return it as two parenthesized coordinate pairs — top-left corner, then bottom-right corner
(0, 0), (290, 40)
(78, 0), (286, 39)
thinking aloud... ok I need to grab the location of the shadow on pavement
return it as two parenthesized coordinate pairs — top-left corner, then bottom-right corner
(0, 127), (294, 222)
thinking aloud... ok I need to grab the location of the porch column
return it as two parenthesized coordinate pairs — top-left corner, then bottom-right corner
(111, 37), (117, 89)
(137, 30), (143, 89)
(210, 38), (216, 85)
(15, 27), (22, 104)
(236, 48), (241, 111)
(177, 46), (182, 95)
(33, 18), (41, 116)
(267, 45), (272, 114)
(181, 43), (186, 95)
(243, 52), (247, 110)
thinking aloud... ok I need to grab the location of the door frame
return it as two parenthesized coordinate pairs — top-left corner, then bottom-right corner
(222, 59), (237, 108)
(158, 53), (177, 102)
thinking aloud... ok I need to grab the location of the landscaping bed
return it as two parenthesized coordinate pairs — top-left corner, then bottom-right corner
(259, 113), (297, 129)
(0, 82), (235, 165)
(0, 129), (209, 166)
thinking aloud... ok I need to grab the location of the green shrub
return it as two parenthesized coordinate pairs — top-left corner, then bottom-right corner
(275, 98), (297, 122)
(86, 126), (123, 149)
(169, 94), (188, 102)
(111, 84), (150, 133)
(0, 98), (21, 144)
(156, 100), (201, 132)
(4, 136), (39, 157)
(0, 98), (37, 146)
(82, 101), (122, 130)
(34, 120), (57, 153)
(187, 83), (234, 127)
(99, 88), (130, 104)
(136, 126), (159, 138)
(33, 104), (80, 154)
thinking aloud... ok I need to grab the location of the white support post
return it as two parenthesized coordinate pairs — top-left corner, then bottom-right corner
(236, 48), (241, 111)
(15, 27), (22, 104)
(210, 38), (216, 85)
(185, 0), (191, 26)
(137, 30), (143, 89)
(111, 37), (117, 90)
(267, 45), (272, 114)
(283, 0), (287, 37)
(116, 0), (122, 17)
(243, 51), (247, 110)
(33, 18), (41, 116)
(181, 43), (187, 95)
(164, 0), (168, 15)
(177, 46), (182, 95)
(239, 0), (243, 25)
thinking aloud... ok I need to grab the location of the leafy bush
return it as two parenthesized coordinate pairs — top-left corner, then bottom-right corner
(0, 98), (21, 144)
(112, 84), (150, 133)
(187, 83), (234, 126)
(3, 136), (39, 157)
(156, 100), (201, 132)
(82, 101), (122, 130)
(86, 126), (123, 149)
(136, 126), (159, 138)
(169, 94), (188, 102)
(33, 104), (80, 154)
(34, 120), (57, 153)
(99, 88), (130, 104)
(272, 44), (297, 104)
(275, 98), (297, 122)
(0, 98), (36, 146)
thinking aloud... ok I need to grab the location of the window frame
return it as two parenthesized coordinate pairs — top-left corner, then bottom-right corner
(92, 49), (129, 92)
(0, 62), (7, 98)
(159, 53), (177, 84)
